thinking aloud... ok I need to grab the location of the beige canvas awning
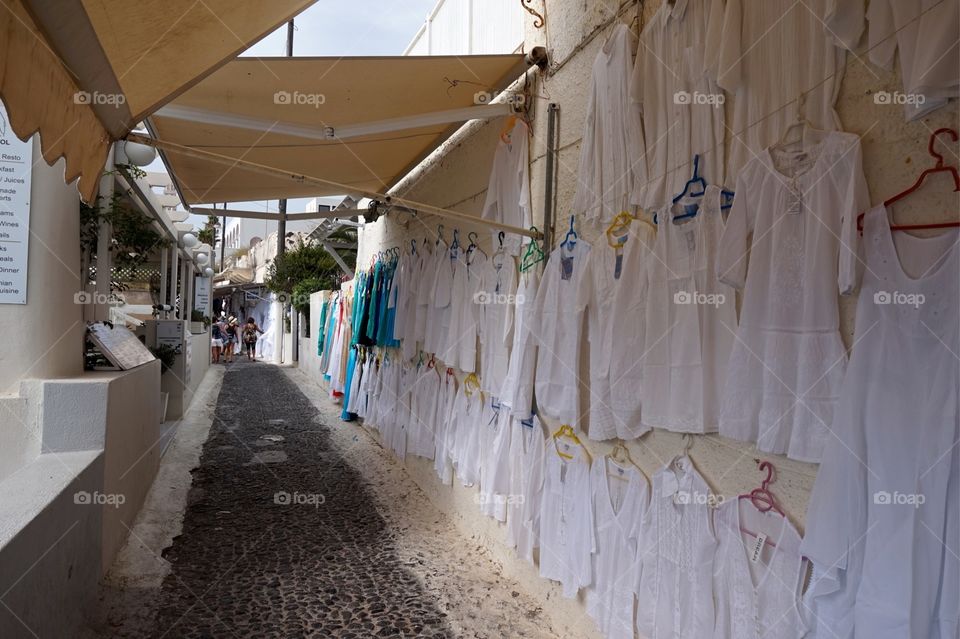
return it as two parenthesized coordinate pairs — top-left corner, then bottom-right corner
(145, 54), (529, 205)
(0, 0), (316, 202)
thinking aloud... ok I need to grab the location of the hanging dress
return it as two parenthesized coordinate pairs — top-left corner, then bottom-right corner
(712, 499), (807, 639)
(585, 458), (649, 639)
(644, 186), (737, 433)
(477, 253), (517, 395)
(635, 455), (716, 639)
(445, 248), (487, 373)
(433, 370), (458, 486)
(577, 221), (656, 440)
(715, 131), (870, 462)
(478, 400), (512, 522)
(801, 206), (960, 639)
(500, 265), (541, 418)
(505, 415), (546, 563)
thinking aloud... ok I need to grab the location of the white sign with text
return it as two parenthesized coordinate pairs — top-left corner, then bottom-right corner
(0, 103), (31, 304)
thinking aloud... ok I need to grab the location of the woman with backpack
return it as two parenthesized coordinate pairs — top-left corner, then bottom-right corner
(243, 317), (265, 361)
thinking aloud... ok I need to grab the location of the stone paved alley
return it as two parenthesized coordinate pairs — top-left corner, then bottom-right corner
(89, 362), (558, 638)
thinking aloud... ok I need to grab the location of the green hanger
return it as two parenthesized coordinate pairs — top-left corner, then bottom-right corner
(520, 227), (546, 273)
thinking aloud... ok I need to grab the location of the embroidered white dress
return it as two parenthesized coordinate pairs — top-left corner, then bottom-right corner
(433, 371), (458, 486)
(505, 416), (546, 563)
(444, 249), (486, 373)
(716, 132), (870, 462)
(477, 254), (517, 395)
(571, 23), (646, 224)
(500, 266), (541, 418)
(801, 206), (960, 639)
(481, 119), (532, 255)
(577, 222), (656, 440)
(586, 458), (649, 639)
(635, 456), (716, 639)
(532, 241), (591, 426)
(413, 242), (435, 348)
(478, 401), (512, 522)
(713, 500), (807, 639)
(539, 439), (594, 598)
(644, 186), (737, 433)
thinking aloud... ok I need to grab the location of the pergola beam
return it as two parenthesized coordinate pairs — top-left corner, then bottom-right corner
(190, 207), (361, 221)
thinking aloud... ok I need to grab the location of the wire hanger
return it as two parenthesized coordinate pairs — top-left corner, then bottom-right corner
(466, 231), (487, 257)
(606, 439), (643, 481)
(857, 127), (960, 234)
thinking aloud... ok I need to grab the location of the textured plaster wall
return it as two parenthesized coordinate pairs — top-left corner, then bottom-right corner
(351, 0), (958, 634)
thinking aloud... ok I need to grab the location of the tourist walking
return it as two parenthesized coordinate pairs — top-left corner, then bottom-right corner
(242, 317), (265, 361)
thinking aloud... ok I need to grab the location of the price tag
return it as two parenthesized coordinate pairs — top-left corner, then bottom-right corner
(750, 533), (768, 563)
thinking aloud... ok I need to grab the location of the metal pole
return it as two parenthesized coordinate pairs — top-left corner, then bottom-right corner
(159, 246), (168, 314)
(95, 146), (115, 321)
(169, 245), (179, 319)
(219, 202), (226, 271)
(276, 19), (294, 259)
(543, 103), (559, 251)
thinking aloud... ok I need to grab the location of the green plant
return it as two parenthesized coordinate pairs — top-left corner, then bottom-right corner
(190, 309), (212, 328)
(149, 344), (178, 374)
(265, 238), (356, 316)
(197, 214), (219, 248)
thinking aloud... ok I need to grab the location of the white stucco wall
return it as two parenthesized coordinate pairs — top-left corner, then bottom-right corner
(350, 0), (959, 634)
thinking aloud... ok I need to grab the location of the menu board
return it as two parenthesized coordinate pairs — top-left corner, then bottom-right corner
(194, 275), (210, 313)
(0, 104), (31, 304)
(87, 322), (156, 370)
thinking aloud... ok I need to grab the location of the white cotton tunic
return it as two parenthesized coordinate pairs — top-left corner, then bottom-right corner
(444, 249), (486, 373)
(433, 371), (458, 486)
(500, 266), (541, 418)
(631, 0), (726, 209)
(800, 206), (960, 639)
(539, 439), (594, 598)
(713, 500), (807, 639)
(635, 456), (716, 639)
(478, 402), (512, 522)
(712, 0), (846, 177)
(412, 243), (435, 348)
(408, 364), (440, 459)
(532, 241), (591, 426)
(585, 458), (649, 639)
(481, 119), (532, 255)
(577, 222), (656, 440)
(571, 23), (646, 224)
(644, 186), (737, 433)
(425, 244), (455, 357)
(716, 131), (870, 462)
(505, 416), (546, 563)
(477, 255), (517, 395)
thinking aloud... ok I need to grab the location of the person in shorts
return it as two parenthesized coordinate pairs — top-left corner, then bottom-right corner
(221, 316), (238, 363)
(242, 317), (265, 361)
(210, 319), (224, 363)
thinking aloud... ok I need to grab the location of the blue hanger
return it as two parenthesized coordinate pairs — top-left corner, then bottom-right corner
(563, 215), (578, 250)
(655, 154), (709, 224)
(410, 239), (417, 255)
(720, 187), (735, 211)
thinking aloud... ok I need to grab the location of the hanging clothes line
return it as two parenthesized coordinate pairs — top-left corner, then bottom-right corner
(125, 133), (544, 241)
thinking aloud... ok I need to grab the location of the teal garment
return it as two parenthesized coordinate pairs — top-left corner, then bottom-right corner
(316, 297), (329, 356)
(378, 259), (400, 347)
(365, 262), (382, 340)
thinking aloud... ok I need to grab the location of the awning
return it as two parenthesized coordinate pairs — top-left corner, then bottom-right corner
(0, 0), (316, 202)
(145, 54), (528, 205)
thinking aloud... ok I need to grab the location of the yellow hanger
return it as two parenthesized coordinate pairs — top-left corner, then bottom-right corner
(552, 424), (590, 461)
(463, 372), (482, 396)
(605, 211), (635, 248)
(500, 115), (518, 144)
(607, 438), (644, 481)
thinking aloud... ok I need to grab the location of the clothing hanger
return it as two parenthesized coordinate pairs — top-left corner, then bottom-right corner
(466, 231), (487, 258)
(563, 215), (578, 250)
(605, 211), (635, 248)
(500, 114), (518, 144)
(552, 424), (590, 461)
(410, 239), (418, 256)
(653, 155), (709, 224)
(737, 460), (788, 550)
(436, 224), (446, 246)
(857, 127), (960, 234)
(606, 439), (642, 482)
(520, 227), (546, 272)
(463, 372), (481, 396)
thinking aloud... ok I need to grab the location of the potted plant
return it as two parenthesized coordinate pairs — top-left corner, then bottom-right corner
(190, 309), (211, 334)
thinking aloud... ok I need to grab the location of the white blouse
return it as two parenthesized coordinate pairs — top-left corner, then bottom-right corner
(716, 131), (870, 463)
(571, 23), (645, 224)
(505, 416), (546, 564)
(712, 0), (846, 177)
(577, 221), (656, 440)
(477, 254), (517, 395)
(478, 402), (512, 522)
(631, 0), (726, 209)
(532, 241), (591, 426)
(481, 119), (532, 255)
(500, 266), (541, 418)
(444, 248), (487, 373)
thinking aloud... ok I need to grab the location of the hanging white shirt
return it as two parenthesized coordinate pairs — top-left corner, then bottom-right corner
(634, 456), (716, 639)
(585, 458), (649, 639)
(577, 221), (656, 440)
(631, 0), (726, 209)
(713, 499), (808, 639)
(500, 265), (541, 418)
(478, 400), (512, 522)
(643, 186), (737, 433)
(571, 23), (646, 224)
(825, 0), (958, 120)
(715, 131), (870, 462)
(711, 0), (846, 178)
(481, 119), (532, 255)
(505, 416), (546, 564)
(532, 241), (591, 426)
(539, 438), (594, 598)
(433, 370), (458, 486)
(412, 242), (435, 348)
(444, 248), (487, 373)
(477, 253), (517, 395)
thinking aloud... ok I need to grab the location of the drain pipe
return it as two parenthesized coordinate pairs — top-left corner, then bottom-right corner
(543, 103), (559, 251)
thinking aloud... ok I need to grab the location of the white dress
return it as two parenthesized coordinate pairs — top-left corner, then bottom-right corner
(586, 458), (649, 639)
(539, 438), (594, 598)
(577, 221), (656, 440)
(635, 456), (716, 639)
(631, 0), (726, 209)
(408, 364), (440, 459)
(477, 254), (517, 395)
(801, 206), (960, 639)
(444, 248), (486, 373)
(571, 23), (646, 224)
(644, 186), (737, 433)
(712, 500), (807, 639)
(426, 244), (455, 357)
(532, 241), (591, 426)
(412, 243), (434, 348)
(712, 0), (847, 177)
(478, 401), (511, 522)
(505, 415), (546, 563)
(716, 131), (870, 462)
(433, 370), (457, 486)
(500, 265), (541, 418)
(481, 119), (532, 255)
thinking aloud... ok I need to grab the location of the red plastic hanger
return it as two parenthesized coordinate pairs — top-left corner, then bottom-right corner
(858, 127), (960, 234)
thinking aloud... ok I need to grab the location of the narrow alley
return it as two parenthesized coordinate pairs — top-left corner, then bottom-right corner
(91, 362), (557, 638)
